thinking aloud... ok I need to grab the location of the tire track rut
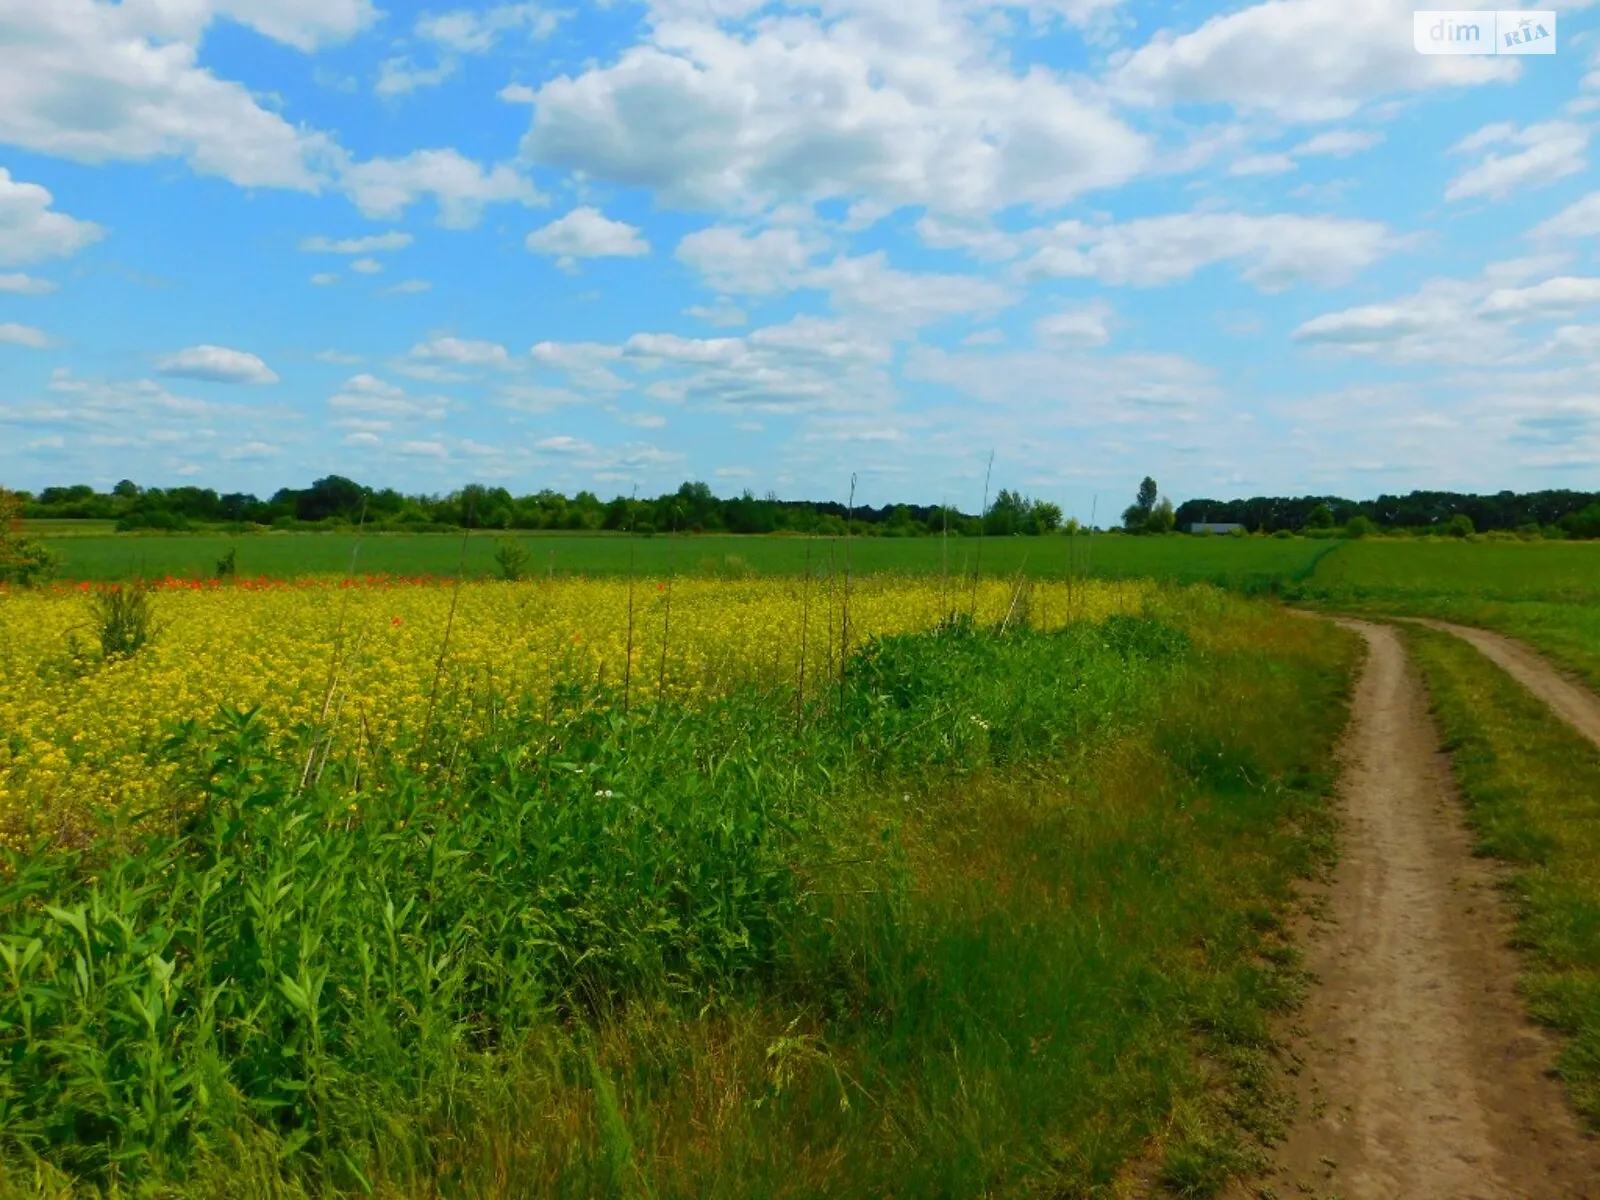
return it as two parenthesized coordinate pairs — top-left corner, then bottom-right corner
(1233, 619), (1600, 1199)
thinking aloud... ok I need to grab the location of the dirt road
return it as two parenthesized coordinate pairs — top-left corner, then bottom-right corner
(1408, 618), (1600, 750)
(1236, 619), (1600, 1199)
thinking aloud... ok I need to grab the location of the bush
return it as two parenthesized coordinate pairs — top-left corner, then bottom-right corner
(493, 537), (532, 581)
(88, 583), (158, 659)
(0, 488), (60, 586)
(1446, 514), (1475, 538)
(215, 546), (238, 578)
(1344, 515), (1377, 539)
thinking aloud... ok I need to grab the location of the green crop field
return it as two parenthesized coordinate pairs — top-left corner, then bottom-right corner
(37, 527), (1336, 590)
(1289, 539), (1600, 689)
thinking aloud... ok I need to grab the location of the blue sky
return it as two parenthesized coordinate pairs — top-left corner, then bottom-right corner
(1, 0), (1597, 516)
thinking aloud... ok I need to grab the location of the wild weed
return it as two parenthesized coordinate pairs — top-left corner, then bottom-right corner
(87, 582), (158, 659)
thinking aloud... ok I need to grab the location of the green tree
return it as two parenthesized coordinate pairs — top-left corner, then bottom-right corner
(1145, 497), (1176, 534)
(1446, 514), (1474, 538)
(1305, 503), (1334, 530)
(0, 489), (60, 585)
(1137, 477), (1158, 511)
(1123, 476), (1160, 533)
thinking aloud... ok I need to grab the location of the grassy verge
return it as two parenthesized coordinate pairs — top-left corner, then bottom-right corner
(0, 593), (1356, 1197)
(1407, 625), (1600, 1124)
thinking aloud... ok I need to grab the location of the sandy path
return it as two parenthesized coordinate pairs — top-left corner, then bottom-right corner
(1233, 619), (1600, 1199)
(1406, 618), (1600, 750)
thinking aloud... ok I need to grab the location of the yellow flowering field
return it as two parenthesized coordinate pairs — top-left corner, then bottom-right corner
(0, 574), (1148, 846)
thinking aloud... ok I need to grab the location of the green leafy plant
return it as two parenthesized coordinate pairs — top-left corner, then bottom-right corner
(493, 536), (531, 581)
(215, 546), (238, 578)
(0, 488), (60, 586)
(88, 582), (159, 659)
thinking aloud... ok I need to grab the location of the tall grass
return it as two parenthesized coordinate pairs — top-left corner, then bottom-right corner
(0, 592), (1356, 1196)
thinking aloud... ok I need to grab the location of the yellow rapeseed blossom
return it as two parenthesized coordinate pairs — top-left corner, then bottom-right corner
(0, 574), (1147, 846)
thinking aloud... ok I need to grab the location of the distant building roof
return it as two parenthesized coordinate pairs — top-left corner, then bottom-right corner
(1189, 523), (1245, 534)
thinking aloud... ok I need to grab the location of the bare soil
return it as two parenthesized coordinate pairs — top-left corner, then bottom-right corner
(1229, 619), (1600, 1199)
(1406, 618), (1600, 750)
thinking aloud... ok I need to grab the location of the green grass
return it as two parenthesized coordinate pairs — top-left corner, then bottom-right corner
(37, 530), (1334, 591)
(1291, 539), (1600, 689)
(1407, 624), (1600, 1125)
(0, 592), (1356, 1197)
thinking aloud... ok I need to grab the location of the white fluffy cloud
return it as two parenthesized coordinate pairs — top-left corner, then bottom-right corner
(409, 337), (513, 367)
(1528, 191), (1600, 240)
(212, 0), (379, 51)
(342, 150), (544, 227)
(1446, 121), (1589, 202)
(0, 170), (104, 266)
(675, 226), (827, 293)
(1479, 277), (1600, 321)
(1035, 302), (1113, 347)
(0, 0), (341, 190)
(327, 374), (450, 419)
(1023, 212), (1397, 291)
(418, 4), (563, 52)
(1291, 269), (1600, 363)
(1110, 0), (1517, 121)
(0, 272), (58, 295)
(155, 345), (280, 384)
(300, 232), (414, 254)
(520, 8), (1148, 217)
(526, 208), (652, 261)
(0, 322), (53, 349)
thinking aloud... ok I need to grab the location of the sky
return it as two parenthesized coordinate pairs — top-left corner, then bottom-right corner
(0, 0), (1597, 516)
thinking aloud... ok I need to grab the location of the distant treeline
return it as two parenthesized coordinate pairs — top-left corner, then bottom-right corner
(16, 478), (1600, 540)
(16, 477), (1065, 537)
(1177, 490), (1600, 538)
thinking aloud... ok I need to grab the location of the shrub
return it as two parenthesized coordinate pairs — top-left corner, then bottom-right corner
(1446, 514), (1475, 538)
(215, 546), (238, 578)
(493, 536), (532, 581)
(88, 583), (158, 659)
(0, 488), (59, 586)
(1344, 515), (1377, 539)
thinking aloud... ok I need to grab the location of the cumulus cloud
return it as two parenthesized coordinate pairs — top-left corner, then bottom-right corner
(519, 7), (1148, 217)
(675, 226), (827, 293)
(211, 0), (379, 51)
(1446, 121), (1589, 202)
(0, 323), (53, 349)
(328, 373), (449, 418)
(377, 57), (460, 98)
(0, 273), (57, 295)
(1479, 276), (1600, 321)
(0, 0), (341, 190)
(417, 4), (564, 52)
(1288, 269), (1600, 362)
(1110, 0), (1517, 121)
(350, 258), (383, 274)
(1034, 302), (1114, 347)
(1528, 190), (1600, 240)
(526, 208), (651, 263)
(1023, 212), (1397, 291)
(1293, 129), (1385, 157)
(409, 337), (513, 367)
(300, 232), (414, 254)
(0, 170), (104, 266)
(342, 150), (544, 228)
(155, 345), (280, 384)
